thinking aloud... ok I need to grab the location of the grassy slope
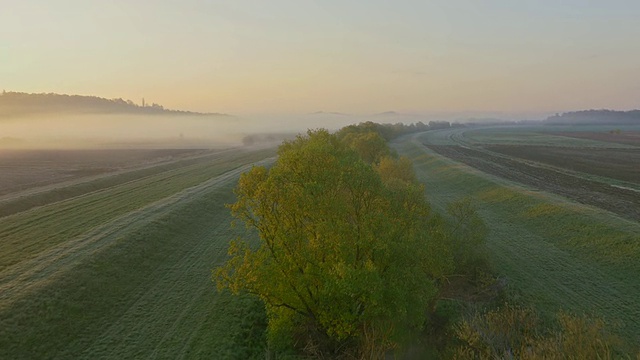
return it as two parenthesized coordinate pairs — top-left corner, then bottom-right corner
(0, 150), (232, 218)
(393, 133), (640, 349)
(0, 150), (273, 359)
(0, 150), (270, 271)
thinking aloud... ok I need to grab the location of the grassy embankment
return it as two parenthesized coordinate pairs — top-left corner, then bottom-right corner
(0, 149), (273, 359)
(393, 131), (640, 350)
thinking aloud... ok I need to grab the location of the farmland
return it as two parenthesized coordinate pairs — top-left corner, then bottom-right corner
(392, 125), (640, 350)
(2, 123), (640, 358)
(0, 149), (207, 196)
(422, 126), (640, 221)
(0, 147), (274, 359)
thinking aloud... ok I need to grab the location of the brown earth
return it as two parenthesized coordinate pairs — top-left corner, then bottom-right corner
(546, 131), (640, 146)
(484, 145), (640, 184)
(425, 144), (640, 222)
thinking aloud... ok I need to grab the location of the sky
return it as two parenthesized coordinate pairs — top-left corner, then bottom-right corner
(2, 0), (640, 116)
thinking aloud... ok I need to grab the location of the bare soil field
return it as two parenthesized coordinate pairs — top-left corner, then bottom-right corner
(547, 131), (640, 146)
(425, 144), (640, 222)
(485, 145), (640, 184)
(0, 149), (207, 196)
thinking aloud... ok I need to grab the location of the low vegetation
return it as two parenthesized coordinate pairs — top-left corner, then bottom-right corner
(454, 305), (616, 359)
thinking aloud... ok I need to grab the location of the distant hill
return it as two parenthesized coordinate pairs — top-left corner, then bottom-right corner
(544, 109), (640, 125)
(373, 111), (400, 117)
(0, 91), (230, 118)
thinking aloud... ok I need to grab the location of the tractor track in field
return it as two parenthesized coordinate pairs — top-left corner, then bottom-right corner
(0, 150), (273, 270)
(0, 149), (243, 219)
(414, 128), (640, 222)
(395, 134), (640, 348)
(0, 149), (239, 203)
(79, 218), (235, 359)
(0, 158), (273, 312)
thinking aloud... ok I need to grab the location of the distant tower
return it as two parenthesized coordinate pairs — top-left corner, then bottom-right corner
(142, 98), (145, 107)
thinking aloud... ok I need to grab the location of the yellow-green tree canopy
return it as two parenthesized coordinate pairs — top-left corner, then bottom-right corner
(340, 131), (390, 164)
(216, 129), (452, 357)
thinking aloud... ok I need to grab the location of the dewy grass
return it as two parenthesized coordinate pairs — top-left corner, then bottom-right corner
(393, 134), (640, 351)
(0, 150), (271, 271)
(0, 149), (272, 359)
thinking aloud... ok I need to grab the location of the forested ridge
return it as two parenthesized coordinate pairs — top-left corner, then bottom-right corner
(0, 91), (228, 117)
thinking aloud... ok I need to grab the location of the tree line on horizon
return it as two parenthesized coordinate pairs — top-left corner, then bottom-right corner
(0, 91), (227, 117)
(544, 109), (640, 125)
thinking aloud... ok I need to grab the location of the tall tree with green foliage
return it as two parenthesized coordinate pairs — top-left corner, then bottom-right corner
(216, 129), (452, 358)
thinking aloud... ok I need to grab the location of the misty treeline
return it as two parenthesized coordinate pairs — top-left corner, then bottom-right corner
(545, 109), (640, 125)
(0, 91), (225, 117)
(338, 120), (458, 140)
(240, 121), (459, 147)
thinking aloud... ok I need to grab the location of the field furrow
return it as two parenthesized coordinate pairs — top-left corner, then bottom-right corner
(0, 150), (272, 271)
(393, 133), (640, 348)
(0, 161), (266, 311)
(0, 150), (274, 359)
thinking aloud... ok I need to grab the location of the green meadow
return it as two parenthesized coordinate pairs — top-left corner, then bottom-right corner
(0, 149), (273, 359)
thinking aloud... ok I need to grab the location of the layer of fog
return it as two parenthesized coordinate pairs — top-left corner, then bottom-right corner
(0, 113), (362, 149)
(0, 111), (549, 149)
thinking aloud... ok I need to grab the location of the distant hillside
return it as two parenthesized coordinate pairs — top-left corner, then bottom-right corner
(0, 91), (230, 118)
(544, 109), (640, 125)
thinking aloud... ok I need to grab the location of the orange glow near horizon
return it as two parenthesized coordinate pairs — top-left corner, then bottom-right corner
(2, 1), (640, 116)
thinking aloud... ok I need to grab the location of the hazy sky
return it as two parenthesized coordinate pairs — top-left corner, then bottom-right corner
(2, 0), (640, 115)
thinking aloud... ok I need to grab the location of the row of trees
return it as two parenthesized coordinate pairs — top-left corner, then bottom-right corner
(215, 124), (487, 358)
(544, 109), (640, 125)
(338, 120), (459, 142)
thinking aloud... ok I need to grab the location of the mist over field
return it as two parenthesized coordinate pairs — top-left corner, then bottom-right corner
(0, 114), (347, 149)
(0, 113), (375, 149)
(0, 114), (237, 148)
(0, 110), (556, 149)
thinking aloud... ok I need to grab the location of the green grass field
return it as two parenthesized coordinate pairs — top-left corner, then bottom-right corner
(393, 132), (640, 350)
(0, 148), (274, 359)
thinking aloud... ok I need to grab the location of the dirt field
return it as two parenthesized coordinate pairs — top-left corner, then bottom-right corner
(0, 149), (207, 196)
(485, 145), (640, 184)
(425, 144), (640, 222)
(547, 131), (640, 146)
